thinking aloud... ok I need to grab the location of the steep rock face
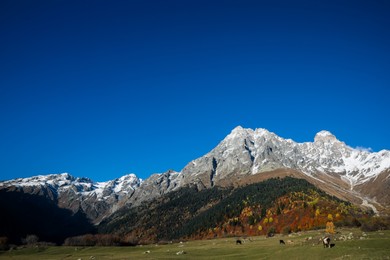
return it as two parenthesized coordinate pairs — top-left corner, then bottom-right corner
(129, 170), (181, 206)
(177, 127), (390, 190)
(171, 126), (390, 213)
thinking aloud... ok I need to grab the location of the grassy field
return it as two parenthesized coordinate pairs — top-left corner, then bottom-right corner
(1, 229), (389, 259)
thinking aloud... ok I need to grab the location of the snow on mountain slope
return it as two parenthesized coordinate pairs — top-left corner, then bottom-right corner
(0, 172), (141, 200)
(0, 172), (142, 223)
(0, 173), (75, 188)
(179, 126), (390, 190)
(1, 126), (389, 220)
(4, 126), (387, 195)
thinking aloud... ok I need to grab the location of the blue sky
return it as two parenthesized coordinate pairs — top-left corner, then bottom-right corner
(1, 0), (389, 182)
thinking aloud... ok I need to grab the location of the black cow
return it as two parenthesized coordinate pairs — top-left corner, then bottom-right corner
(280, 240), (285, 245)
(236, 239), (242, 245)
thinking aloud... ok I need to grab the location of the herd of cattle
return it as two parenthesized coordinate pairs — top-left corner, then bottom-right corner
(236, 236), (335, 248)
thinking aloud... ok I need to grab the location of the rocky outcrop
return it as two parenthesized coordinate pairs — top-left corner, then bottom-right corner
(129, 170), (181, 206)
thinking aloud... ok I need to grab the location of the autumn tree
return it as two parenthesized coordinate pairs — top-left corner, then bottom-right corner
(326, 221), (335, 234)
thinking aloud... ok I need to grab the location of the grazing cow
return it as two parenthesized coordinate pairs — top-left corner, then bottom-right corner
(279, 240), (285, 245)
(176, 250), (186, 255)
(323, 237), (331, 248)
(330, 243), (335, 248)
(236, 239), (242, 245)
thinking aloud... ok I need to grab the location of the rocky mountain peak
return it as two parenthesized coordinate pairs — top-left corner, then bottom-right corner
(179, 126), (390, 189)
(223, 126), (276, 150)
(226, 126), (252, 140)
(227, 126), (274, 140)
(314, 130), (338, 143)
(116, 173), (142, 186)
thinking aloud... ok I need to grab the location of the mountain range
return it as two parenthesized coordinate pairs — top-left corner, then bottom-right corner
(1, 126), (389, 243)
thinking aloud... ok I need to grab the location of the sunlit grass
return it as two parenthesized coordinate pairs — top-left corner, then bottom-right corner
(1, 228), (389, 259)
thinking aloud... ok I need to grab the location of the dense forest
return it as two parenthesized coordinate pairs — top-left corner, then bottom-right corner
(98, 177), (373, 244)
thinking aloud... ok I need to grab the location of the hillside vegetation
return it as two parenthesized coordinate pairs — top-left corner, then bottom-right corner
(99, 177), (373, 244)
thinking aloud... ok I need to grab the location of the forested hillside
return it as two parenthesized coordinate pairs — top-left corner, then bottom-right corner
(99, 177), (371, 244)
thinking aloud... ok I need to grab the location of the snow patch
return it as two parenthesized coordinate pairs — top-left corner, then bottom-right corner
(362, 199), (378, 214)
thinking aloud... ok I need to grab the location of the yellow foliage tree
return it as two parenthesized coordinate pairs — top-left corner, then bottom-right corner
(258, 225), (262, 231)
(327, 214), (333, 221)
(326, 221), (335, 234)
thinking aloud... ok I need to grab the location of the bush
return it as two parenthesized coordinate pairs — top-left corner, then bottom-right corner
(360, 216), (390, 232)
(22, 235), (39, 246)
(64, 234), (122, 246)
(0, 237), (9, 251)
(282, 226), (291, 235)
(267, 226), (276, 237)
(334, 217), (361, 228)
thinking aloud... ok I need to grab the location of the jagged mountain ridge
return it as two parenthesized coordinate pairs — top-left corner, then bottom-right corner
(175, 126), (390, 212)
(179, 126), (390, 188)
(1, 126), (390, 224)
(0, 173), (141, 196)
(0, 173), (141, 224)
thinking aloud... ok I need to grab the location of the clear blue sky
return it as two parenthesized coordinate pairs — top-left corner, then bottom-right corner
(1, 0), (389, 182)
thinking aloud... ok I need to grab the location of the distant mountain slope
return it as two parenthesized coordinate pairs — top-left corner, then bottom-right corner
(0, 173), (141, 224)
(0, 189), (95, 244)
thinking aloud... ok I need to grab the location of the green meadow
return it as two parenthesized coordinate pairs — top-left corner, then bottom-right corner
(1, 229), (389, 260)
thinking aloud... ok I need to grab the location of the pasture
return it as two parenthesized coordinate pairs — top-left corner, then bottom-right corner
(1, 228), (389, 259)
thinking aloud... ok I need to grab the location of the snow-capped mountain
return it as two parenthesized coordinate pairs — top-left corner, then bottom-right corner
(173, 126), (390, 213)
(179, 126), (390, 187)
(1, 126), (389, 223)
(0, 172), (141, 223)
(0, 172), (141, 199)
